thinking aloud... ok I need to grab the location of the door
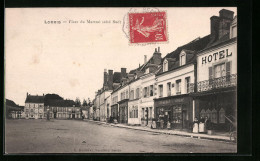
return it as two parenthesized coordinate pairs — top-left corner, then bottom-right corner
(182, 110), (187, 129)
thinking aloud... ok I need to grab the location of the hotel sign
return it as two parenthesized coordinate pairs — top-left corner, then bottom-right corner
(201, 48), (232, 65)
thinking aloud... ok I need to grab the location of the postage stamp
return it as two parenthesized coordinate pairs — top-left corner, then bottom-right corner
(128, 11), (168, 44)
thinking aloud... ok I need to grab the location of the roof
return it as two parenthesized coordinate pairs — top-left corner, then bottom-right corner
(48, 99), (76, 107)
(25, 95), (44, 103)
(165, 35), (210, 60)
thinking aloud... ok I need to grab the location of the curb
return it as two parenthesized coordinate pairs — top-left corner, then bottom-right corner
(85, 120), (235, 143)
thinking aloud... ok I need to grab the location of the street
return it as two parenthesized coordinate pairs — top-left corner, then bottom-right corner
(5, 119), (236, 153)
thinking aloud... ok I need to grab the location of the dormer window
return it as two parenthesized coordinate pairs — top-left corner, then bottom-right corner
(163, 60), (168, 72)
(180, 53), (186, 66)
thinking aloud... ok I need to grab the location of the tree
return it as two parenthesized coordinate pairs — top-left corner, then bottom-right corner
(82, 99), (88, 106)
(75, 97), (81, 107)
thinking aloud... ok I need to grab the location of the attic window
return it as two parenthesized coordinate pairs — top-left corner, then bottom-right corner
(180, 53), (186, 66)
(163, 60), (168, 72)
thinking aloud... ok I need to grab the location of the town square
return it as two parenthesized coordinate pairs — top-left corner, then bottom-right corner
(5, 7), (237, 154)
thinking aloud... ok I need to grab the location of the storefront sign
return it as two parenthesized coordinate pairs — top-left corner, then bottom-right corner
(155, 98), (185, 106)
(201, 49), (232, 64)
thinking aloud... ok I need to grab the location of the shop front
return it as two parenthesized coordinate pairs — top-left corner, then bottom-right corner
(154, 95), (193, 130)
(192, 86), (237, 132)
(111, 104), (119, 122)
(118, 99), (129, 124)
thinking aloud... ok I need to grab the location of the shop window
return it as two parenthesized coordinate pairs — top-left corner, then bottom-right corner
(172, 106), (182, 123)
(176, 79), (181, 95)
(211, 109), (217, 123)
(150, 85), (154, 96)
(200, 109), (206, 118)
(219, 108), (226, 123)
(167, 82), (171, 96)
(206, 109), (212, 119)
(159, 85), (163, 97)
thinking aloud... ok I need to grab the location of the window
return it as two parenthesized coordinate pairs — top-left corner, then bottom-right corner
(200, 109), (206, 118)
(136, 88), (140, 99)
(130, 90), (134, 100)
(206, 109), (212, 120)
(150, 85), (154, 96)
(143, 87), (148, 98)
(163, 60), (168, 72)
(211, 109), (217, 123)
(126, 90), (129, 99)
(26, 109), (29, 112)
(149, 107), (152, 119)
(176, 79), (181, 95)
(167, 82), (171, 96)
(214, 63), (226, 78)
(231, 25), (237, 38)
(185, 77), (190, 93)
(159, 85), (163, 97)
(172, 106), (182, 123)
(180, 54), (186, 66)
(30, 109), (34, 112)
(142, 108), (145, 119)
(219, 108), (225, 123)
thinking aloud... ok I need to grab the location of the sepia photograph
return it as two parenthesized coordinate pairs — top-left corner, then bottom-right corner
(4, 7), (238, 154)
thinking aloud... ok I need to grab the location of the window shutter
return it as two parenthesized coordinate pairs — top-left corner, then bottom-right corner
(226, 61), (231, 81)
(226, 61), (231, 75)
(209, 67), (213, 80)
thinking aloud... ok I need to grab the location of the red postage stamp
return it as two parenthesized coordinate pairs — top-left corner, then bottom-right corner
(128, 11), (167, 44)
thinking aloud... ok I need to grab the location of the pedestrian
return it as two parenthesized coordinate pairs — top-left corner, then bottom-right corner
(199, 116), (205, 133)
(193, 117), (199, 133)
(204, 116), (211, 132)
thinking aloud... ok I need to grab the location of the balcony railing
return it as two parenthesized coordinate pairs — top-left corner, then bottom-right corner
(189, 74), (237, 93)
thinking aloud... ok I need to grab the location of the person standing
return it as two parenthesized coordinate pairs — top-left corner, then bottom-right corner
(199, 116), (205, 133)
(193, 117), (199, 133)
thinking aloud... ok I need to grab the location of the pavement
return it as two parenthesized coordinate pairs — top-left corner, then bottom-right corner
(85, 119), (233, 143)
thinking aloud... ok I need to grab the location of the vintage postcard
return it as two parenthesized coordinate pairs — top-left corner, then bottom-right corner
(5, 7), (237, 153)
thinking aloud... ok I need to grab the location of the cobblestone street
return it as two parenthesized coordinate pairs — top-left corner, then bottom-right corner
(5, 119), (236, 153)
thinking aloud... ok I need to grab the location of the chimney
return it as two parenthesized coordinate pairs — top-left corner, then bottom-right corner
(210, 16), (220, 43)
(153, 47), (162, 65)
(103, 69), (108, 86)
(43, 93), (44, 96)
(121, 68), (127, 78)
(218, 9), (234, 39)
(219, 9), (234, 20)
(108, 70), (113, 90)
(144, 55), (147, 64)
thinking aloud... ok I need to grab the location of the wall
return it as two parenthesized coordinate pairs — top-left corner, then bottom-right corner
(128, 79), (141, 125)
(155, 64), (194, 97)
(197, 41), (237, 82)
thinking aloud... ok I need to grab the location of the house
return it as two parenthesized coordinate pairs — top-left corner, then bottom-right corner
(190, 10), (237, 132)
(24, 93), (45, 119)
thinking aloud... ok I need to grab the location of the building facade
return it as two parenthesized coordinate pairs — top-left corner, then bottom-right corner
(191, 11), (237, 131)
(128, 78), (141, 125)
(24, 93), (45, 119)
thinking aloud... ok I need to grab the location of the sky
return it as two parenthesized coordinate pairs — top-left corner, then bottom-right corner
(5, 7), (237, 105)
